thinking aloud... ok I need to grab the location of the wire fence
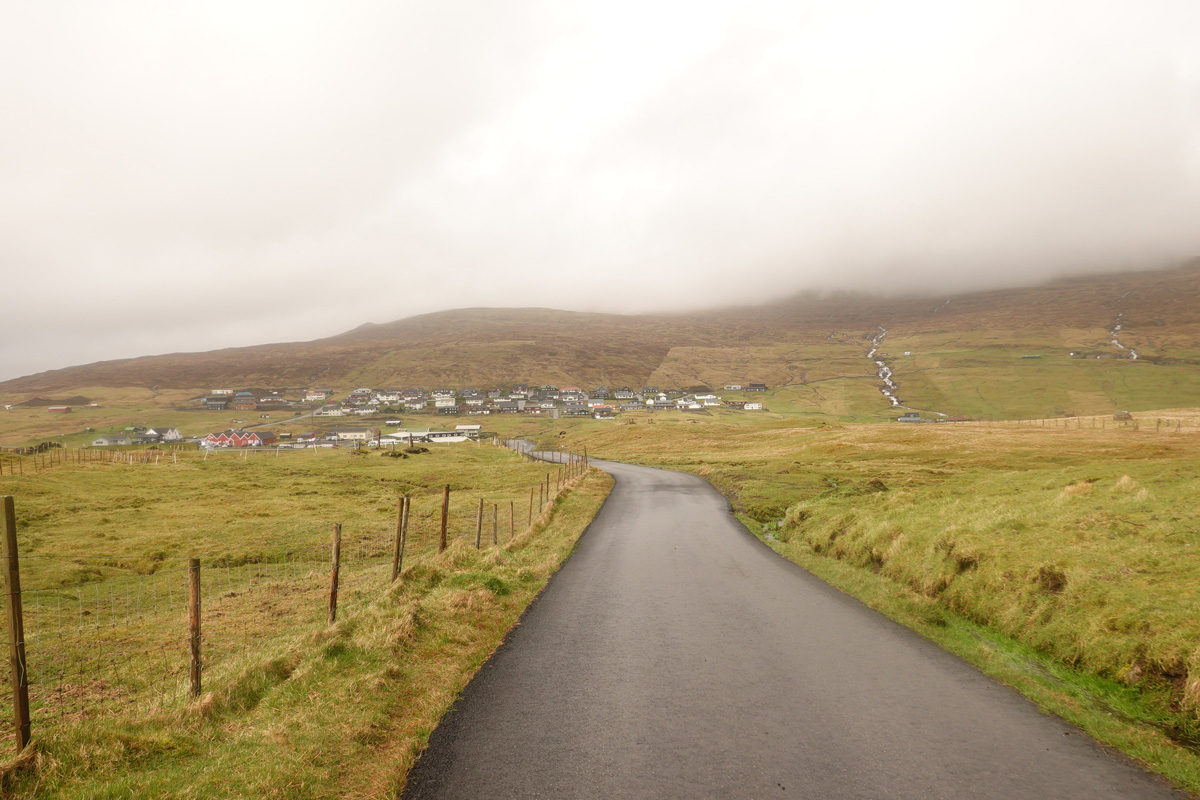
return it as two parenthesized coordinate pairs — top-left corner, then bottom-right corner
(936, 414), (1200, 431)
(0, 440), (588, 751)
(0, 445), (192, 477)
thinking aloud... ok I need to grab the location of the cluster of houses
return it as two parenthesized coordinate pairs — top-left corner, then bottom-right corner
(90, 426), (183, 447)
(85, 382), (772, 449)
(199, 424), (486, 449)
(197, 383), (769, 420)
(200, 389), (293, 413)
(199, 427), (385, 448)
(300, 383), (769, 419)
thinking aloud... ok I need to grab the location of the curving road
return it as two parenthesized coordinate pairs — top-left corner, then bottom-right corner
(403, 459), (1187, 799)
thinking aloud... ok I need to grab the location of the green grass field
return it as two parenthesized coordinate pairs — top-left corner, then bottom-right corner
(0, 443), (610, 797)
(554, 413), (1200, 793)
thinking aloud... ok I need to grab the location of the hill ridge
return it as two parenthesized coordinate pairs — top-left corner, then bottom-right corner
(3, 266), (1199, 417)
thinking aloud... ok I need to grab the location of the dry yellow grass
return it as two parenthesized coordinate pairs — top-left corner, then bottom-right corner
(557, 411), (1200, 790)
(0, 444), (611, 798)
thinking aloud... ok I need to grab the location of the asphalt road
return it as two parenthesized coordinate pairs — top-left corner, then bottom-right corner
(403, 459), (1188, 799)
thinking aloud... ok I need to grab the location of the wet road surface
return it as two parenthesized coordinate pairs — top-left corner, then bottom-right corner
(403, 459), (1187, 799)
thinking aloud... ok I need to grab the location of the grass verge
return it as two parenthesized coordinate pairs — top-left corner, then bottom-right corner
(0, 448), (612, 798)
(564, 415), (1200, 795)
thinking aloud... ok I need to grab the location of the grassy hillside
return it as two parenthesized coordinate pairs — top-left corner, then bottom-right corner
(2, 264), (1199, 424)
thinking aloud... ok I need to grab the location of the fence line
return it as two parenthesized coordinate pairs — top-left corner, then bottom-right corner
(0, 441), (592, 751)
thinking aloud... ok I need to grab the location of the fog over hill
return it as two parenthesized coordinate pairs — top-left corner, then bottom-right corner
(3, 3), (1199, 381)
(3, 265), (1198, 397)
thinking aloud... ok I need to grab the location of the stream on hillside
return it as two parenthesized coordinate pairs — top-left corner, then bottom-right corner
(866, 327), (948, 418)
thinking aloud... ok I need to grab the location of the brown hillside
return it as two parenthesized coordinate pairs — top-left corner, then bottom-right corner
(2, 264), (1199, 396)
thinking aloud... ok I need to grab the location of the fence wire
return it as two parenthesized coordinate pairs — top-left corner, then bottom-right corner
(0, 443), (588, 747)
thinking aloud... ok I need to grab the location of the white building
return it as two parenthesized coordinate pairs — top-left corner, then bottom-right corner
(333, 427), (375, 441)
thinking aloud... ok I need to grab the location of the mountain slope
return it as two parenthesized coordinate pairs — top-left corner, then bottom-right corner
(2, 264), (1199, 419)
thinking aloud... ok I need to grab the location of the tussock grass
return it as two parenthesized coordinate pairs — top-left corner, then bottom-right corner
(565, 414), (1200, 792)
(0, 445), (611, 797)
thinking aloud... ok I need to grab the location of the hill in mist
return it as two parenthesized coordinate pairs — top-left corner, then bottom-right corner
(2, 263), (1199, 419)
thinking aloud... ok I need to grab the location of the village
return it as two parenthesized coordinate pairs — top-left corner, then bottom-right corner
(82, 383), (771, 449)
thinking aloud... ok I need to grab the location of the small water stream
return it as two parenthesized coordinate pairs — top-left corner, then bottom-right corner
(866, 327), (948, 418)
(1109, 311), (1139, 360)
(869, 327), (902, 408)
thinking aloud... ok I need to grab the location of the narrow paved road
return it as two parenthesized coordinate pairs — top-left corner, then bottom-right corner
(403, 460), (1187, 799)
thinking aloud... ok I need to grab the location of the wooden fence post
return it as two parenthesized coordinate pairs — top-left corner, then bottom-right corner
(510, 500), (515, 540)
(439, 485), (450, 553)
(538, 483), (543, 512)
(328, 524), (341, 623)
(528, 487), (534, 525)
(2, 496), (31, 751)
(400, 494), (410, 575)
(475, 497), (484, 549)
(188, 558), (201, 699)
(492, 503), (498, 546)
(392, 496), (407, 582)
(401, 496), (410, 568)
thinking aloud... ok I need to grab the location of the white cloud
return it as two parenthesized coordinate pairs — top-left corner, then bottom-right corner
(1, 0), (1198, 380)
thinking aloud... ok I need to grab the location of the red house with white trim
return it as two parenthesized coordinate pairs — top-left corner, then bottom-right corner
(203, 429), (278, 447)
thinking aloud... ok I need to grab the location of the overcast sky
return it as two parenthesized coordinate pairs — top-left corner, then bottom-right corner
(2, 1), (1199, 381)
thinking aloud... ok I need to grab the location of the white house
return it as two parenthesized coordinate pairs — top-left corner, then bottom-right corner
(386, 429), (430, 444)
(333, 427), (375, 441)
(92, 434), (133, 447)
(426, 430), (474, 443)
(144, 427), (183, 442)
(723, 384), (742, 391)
(744, 402), (764, 411)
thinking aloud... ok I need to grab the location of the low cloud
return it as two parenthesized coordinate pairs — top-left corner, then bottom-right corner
(2, 1), (1198, 380)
